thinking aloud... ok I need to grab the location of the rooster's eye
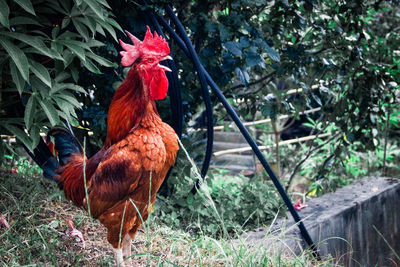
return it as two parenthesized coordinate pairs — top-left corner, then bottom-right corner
(148, 59), (154, 63)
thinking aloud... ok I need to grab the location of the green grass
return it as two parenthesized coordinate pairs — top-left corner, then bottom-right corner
(0, 169), (336, 266)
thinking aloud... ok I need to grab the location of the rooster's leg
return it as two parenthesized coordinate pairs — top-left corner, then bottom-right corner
(122, 234), (132, 266)
(113, 248), (125, 267)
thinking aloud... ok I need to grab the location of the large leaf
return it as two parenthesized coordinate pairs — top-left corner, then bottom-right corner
(86, 39), (105, 47)
(95, 17), (117, 41)
(29, 124), (40, 149)
(78, 16), (97, 35)
(245, 51), (265, 68)
(223, 42), (242, 56)
(51, 82), (86, 94)
(59, 38), (91, 49)
(106, 17), (123, 33)
(96, 0), (111, 9)
(59, 40), (86, 61)
(0, 32), (62, 60)
(72, 18), (90, 40)
(9, 16), (42, 26)
(29, 59), (52, 88)
(85, 0), (104, 20)
(24, 94), (37, 129)
(95, 23), (106, 36)
(38, 98), (60, 126)
(0, 0), (9, 28)
(6, 124), (32, 151)
(235, 67), (249, 86)
(54, 93), (82, 109)
(260, 41), (280, 62)
(81, 57), (102, 74)
(0, 36), (29, 82)
(9, 61), (25, 94)
(86, 52), (116, 67)
(54, 72), (71, 82)
(14, 0), (36, 15)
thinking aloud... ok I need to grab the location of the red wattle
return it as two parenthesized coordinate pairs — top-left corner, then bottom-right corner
(149, 70), (168, 100)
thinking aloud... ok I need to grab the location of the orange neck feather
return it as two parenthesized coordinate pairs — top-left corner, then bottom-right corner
(105, 68), (155, 147)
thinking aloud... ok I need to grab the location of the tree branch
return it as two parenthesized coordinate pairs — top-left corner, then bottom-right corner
(285, 129), (342, 192)
(230, 70), (277, 91)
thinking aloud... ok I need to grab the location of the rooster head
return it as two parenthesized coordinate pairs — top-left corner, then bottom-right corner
(119, 26), (172, 100)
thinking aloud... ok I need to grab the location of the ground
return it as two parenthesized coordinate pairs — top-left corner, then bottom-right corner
(0, 170), (331, 266)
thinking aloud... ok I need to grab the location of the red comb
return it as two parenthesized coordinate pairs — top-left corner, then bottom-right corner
(119, 26), (170, 67)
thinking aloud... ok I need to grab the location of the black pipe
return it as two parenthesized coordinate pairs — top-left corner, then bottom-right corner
(158, 7), (319, 257)
(164, 6), (214, 189)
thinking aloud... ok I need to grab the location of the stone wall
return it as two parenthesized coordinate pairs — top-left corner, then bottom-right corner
(243, 177), (400, 266)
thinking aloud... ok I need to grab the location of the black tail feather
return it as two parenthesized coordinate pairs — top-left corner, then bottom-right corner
(25, 138), (59, 182)
(47, 126), (83, 166)
(25, 126), (83, 183)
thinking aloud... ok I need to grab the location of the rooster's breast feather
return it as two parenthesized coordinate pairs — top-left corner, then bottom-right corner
(87, 127), (169, 219)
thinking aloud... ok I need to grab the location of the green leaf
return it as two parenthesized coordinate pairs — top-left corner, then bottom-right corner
(29, 124), (40, 149)
(261, 42), (280, 62)
(38, 98), (60, 126)
(58, 38), (91, 50)
(6, 124), (32, 151)
(24, 94), (36, 129)
(86, 52), (116, 67)
(96, 18), (117, 41)
(106, 17), (123, 33)
(10, 16), (42, 26)
(72, 18), (90, 40)
(70, 66), (79, 82)
(86, 39), (105, 47)
(223, 42), (242, 56)
(96, 0), (111, 9)
(59, 40), (86, 61)
(61, 18), (71, 29)
(55, 93), (81, 109)
(14, 0), (36, 15)
(51, 82), (87, 95)
(9, 61), (25, 94)
(245, 51), (265, 68)
(73, 0), (83, 6)
(80, 17), (97, 35)
(0, 0), (10, 28)
(52, 25), (60, 39)
(45, 1), (68, 15)
(0, 32), (62, 60)
(29, 60), (52, 88)
(54, 72), (71, 82)
(0, 36), (29, 82)
(95, 23), (105, 36)
(235, 67), (249, 86)
(85, 0), (104, 20)
(81, 57), (102, 74)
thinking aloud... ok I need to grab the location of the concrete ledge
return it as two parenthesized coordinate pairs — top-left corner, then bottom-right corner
(243, 177), (400, 266)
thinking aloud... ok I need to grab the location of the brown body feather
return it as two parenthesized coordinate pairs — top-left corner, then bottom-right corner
(57, 66), (179, 248)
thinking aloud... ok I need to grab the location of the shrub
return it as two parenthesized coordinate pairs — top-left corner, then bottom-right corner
(153, 170), (283, 237)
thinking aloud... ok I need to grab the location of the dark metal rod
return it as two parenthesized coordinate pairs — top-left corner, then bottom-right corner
(159, 7), (319, 257)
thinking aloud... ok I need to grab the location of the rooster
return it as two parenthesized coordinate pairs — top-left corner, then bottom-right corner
(42, 27), (179, 266)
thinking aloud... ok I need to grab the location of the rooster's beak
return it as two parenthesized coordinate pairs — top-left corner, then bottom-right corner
(158, 64), (172, 72)
(163, 55), (173, 61)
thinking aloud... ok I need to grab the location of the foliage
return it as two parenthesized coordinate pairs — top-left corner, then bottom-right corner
(1, 0), (399, 180)
(154, 168), (283, 237)
(0, 0), (121, 152)
(3, 154), (42, 176)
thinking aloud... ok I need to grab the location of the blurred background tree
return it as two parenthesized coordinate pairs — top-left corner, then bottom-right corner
(1, 0), (399, 188)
